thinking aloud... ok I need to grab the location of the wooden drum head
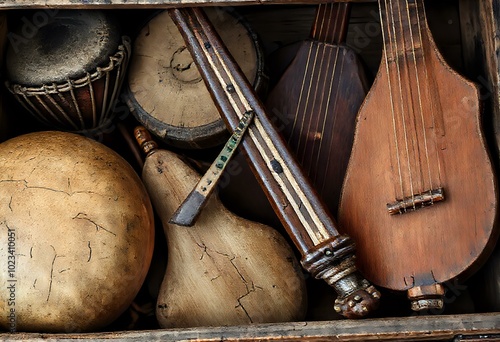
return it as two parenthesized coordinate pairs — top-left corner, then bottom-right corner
(126, 8), (266, 149)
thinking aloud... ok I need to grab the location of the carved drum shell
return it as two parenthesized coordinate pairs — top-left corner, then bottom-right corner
(5, 11), (131, 135)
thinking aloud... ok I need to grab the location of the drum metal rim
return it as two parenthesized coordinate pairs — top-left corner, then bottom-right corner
(123, 84), (230, 150)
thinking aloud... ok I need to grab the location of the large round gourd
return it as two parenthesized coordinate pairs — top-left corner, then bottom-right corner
(0, 131), (155, 332)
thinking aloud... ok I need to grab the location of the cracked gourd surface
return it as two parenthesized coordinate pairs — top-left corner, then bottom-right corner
(142, 148), (307, 328)
(0, 131), (155, 332)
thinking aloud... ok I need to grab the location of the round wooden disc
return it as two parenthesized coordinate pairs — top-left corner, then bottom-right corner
(126, 8), (264, 149)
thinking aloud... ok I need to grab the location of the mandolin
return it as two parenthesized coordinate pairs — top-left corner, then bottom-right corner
(338, 0), (498, 311)
(135, 127), (307, 328)
(265, 3), (368, 217)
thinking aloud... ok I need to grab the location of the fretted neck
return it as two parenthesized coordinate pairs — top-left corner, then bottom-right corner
(310, 3), (351, 44)
(379, 0), (428, 65)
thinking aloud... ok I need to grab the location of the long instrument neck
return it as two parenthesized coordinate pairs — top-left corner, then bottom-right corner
(311, 3), (351, 44)
(379, 0), (428, 70)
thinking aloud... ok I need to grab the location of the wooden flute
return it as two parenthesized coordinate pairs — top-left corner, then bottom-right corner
(168, 7), (380, 318)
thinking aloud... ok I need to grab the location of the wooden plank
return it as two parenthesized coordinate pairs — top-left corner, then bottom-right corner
(0, 313), (499, 341)
(0, 2), (497, 342)
(481, 0), (500, 157)
(459, 0), (482, 77)
(454, 335), (500, 342)
(0, 0), (376, 9)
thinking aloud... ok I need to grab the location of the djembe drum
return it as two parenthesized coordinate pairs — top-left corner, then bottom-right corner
(5, 10), (131, 135)
(125, 7), (267, 149)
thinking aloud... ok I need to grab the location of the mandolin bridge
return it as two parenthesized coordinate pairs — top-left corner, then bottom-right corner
(387, 188), (445, 215)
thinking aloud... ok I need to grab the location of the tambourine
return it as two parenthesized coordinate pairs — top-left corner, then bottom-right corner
(125, 7), (267, 149)
(5, 10), (131, 135)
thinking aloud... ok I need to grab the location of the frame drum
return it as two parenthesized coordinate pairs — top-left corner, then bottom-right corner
(125, 8), (267, 149)
(5, 10), (131, 135)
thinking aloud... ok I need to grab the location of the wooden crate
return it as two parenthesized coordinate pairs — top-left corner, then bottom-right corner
(0, 0), (499, 340)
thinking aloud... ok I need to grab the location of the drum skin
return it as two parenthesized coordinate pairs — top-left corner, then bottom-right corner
(5, 10), (121, 85)
(0, 131), (155, 332)
(5, 11), (130, 134)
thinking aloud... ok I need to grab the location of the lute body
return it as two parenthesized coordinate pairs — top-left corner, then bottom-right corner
(266, 3), (368, 217)
(338, 0), (498, 310)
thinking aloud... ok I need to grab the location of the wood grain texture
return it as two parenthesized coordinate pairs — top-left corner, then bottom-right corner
(141, 147), (307, 328)
(0, 313), (498, 341)
(265, 3), (369, 218)
(0, 0), (376, 9)
(479, 0), (500, 157)
(126, 8), (262, 149)
(338, 0), (498, 292)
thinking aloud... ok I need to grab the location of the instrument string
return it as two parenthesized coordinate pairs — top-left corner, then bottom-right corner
(295, 4), (331, 164)
(389, 0), (414, 206)
(379, 0), (405, 204)
(288, 5), (326, 152)
(393, 0), (422, 204)
(414, 0), (444, 189)
(404, 0), (435, 197)
(316, 4), (349, 191)
(390, 0), (416, 203)
(288, 7), (320, 148)
(303, 3), (344, 177)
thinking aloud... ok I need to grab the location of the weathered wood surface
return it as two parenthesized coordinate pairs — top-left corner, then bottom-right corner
(125, 7), (262, 149)
(137, 129), (308, 328)
(338, 0), (498, 304)
(480, 0), (500, 158)
(0, 0), (376, 9)
(0, 313), (499, 341)
(0, 0), (497, 340)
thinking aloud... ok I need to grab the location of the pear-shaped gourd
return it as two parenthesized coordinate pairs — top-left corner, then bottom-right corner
(140, 138), (307, 328)
(0, 131), (155, 332)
